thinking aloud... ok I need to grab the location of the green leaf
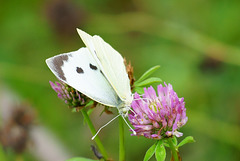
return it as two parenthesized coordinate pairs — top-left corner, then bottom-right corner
(143, 143), (157, 161)
(66, 157), (97, 161)
(177, 136), (195, 148)
(155, 140), (166, 161)
(85, 101), (94, 107)
(135, 77), (162, 87)
(163, 137), (177, 147)
(163, 143), (169, 148)
(133, 86), (144, 94)
(172, 136), (178, 146)
(135, 65), (160, 83)
(163, 139), (170, 147)
(87, 108), (94, 115)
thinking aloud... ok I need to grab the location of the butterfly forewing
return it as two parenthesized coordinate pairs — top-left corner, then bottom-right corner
(46, 47), (122, 107)
(77, 29), (132, 103)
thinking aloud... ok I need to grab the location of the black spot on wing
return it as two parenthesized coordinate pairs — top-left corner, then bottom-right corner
(52, 55), (69, 81)
(89, 63), (97, 70)
(76, 67), (84, 74)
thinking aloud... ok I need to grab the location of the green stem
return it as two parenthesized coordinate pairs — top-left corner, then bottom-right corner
(119, 117), (125, 161)
(81, 108), (108, 160)
(167, 138), (179, 161)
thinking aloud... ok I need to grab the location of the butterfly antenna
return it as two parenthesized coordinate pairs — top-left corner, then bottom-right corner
(91, 114), (120, 140)
(121, 115), (136, 135)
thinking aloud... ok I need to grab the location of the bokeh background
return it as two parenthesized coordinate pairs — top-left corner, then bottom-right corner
(0, 0), (240, 161)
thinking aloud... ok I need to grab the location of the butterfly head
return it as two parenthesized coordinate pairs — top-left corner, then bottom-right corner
(117, 95), (133, 117)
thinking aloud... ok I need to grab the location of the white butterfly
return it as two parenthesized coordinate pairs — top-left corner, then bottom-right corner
(46, 29), (135, 137)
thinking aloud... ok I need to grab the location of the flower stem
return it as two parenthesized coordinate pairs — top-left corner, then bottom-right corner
(167, 138), (179, 161)
(119, 117), (125, 161)
(81, 108), (108, 160)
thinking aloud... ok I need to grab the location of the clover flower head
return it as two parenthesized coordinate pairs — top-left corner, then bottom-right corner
(129, 82), (188, 139)
(49, 81), (86, 110)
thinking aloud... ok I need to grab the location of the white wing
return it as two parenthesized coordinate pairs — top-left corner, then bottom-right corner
(77, 29), (132, 102)
(46, 47), (122, 107)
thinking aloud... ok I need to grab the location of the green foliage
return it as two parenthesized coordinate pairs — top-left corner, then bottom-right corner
(133, 65), (162, 94)
(132, 86), (144, 94)
(143, 142), (157, 161)
(135, 65), (161, 83)
(85, 101), (95, 108)
(133, 65), (161, 94)
(143, 140), (167, 161)
(172, 136), (178, 146)
(87, 108), (94, 116)
(135, 77), (162, 87)
(155, 140), (166, 161)
(177, 136), (195, 148)
(66, 157), (97, 161)
(134, 65), (161, 87)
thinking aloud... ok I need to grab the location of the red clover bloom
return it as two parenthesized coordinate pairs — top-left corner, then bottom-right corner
(129, 82), (188, 139)
(49, 81), (86, 110)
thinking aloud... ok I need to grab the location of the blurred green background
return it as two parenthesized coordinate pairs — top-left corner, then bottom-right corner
(0, 0), (240, 161)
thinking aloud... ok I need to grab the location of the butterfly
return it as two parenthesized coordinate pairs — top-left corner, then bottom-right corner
(46, 29), (135, 136)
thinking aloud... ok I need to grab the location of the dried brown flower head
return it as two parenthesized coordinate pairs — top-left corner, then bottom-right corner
(124, 58), (135, 90)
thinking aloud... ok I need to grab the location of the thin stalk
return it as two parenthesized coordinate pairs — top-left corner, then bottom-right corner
(167, 138), (179, 161)
(81, 108), (108, 160)
(119, 117), (125, 161)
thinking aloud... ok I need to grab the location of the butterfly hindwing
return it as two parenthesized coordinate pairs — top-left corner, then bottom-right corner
(46, 47), (122, 107)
